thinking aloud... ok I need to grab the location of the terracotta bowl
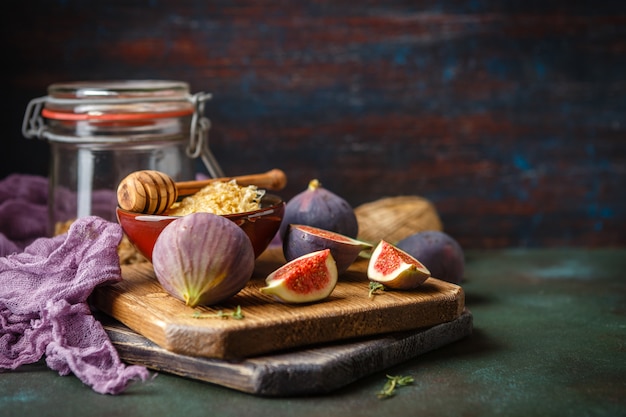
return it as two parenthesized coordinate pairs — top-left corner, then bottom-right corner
(117, 194), (285, 261)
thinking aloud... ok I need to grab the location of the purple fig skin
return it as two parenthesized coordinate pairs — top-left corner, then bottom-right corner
(278, 179), (358, 241)
(152, 212), (255, 307)
(283, 224), (372, 274)
(396, 231), (465, 284)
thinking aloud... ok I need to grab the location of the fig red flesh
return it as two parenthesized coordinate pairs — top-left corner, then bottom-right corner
(275, 252), (331, 294)
(295, 225), (355, 243)
(368, 240), (430, 290)
(260, 249), (338, 303)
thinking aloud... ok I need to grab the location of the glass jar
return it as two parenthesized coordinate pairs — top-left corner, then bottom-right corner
(22, 80), (224, 235)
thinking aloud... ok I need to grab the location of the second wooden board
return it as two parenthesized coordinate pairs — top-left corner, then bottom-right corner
(102, 310), (473, 396)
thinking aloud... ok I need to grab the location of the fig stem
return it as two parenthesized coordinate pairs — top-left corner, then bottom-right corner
(308, 178), (321, 191)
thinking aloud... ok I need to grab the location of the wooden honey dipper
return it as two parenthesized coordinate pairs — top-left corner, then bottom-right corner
(117, 168), (287, 214)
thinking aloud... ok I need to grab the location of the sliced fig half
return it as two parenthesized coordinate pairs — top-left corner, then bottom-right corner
(283, 224), (372, 274)
(367, 240), (431, 290)
(260, 249), (338, 303)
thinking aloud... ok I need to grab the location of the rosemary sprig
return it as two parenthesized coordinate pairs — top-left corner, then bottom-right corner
(377, 374), (414, 399)
(368, 281), (386, 299)
(192, 305), (244, 320)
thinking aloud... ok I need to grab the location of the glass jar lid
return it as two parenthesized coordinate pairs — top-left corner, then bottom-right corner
(42, 80), (195, 121)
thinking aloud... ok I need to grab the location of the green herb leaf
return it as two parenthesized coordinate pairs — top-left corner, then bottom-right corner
(192, 305), (244, 320)
(377, 374), (414, 399)
(368, 281), (386, 299)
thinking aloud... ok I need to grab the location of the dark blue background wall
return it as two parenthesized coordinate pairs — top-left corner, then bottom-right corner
(2, 1), (624, 248)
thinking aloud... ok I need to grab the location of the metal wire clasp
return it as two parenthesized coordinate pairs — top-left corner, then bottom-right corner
(188, 92), (224, 178)
(22, 96), (49, 140)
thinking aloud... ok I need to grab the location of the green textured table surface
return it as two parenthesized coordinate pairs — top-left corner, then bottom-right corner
(2, 248), (625, 417)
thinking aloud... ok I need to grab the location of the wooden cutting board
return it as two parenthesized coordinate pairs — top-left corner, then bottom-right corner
(92, 247), (465, 359)
(101, 309), (473, 396)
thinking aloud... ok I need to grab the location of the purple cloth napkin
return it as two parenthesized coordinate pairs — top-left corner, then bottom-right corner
(0, 175), (150, 394)
(0, 174), (49, 254)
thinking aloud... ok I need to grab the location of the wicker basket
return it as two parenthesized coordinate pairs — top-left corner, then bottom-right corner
(355, 196), (443, 244)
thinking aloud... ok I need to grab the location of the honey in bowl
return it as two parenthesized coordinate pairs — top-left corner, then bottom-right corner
(165, 180), (264, 216)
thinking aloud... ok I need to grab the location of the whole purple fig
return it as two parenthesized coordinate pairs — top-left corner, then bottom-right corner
(152, 212), (255, 307)
(279, 179), (358, 241)
(396, 231), (465, 284)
